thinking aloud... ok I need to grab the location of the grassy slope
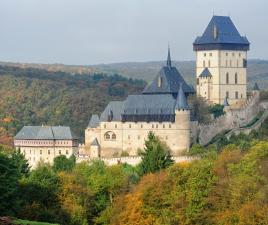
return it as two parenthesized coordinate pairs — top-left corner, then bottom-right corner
(14, 219), (59, 225)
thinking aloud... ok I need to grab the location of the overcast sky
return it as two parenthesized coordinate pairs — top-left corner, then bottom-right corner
(0, 0), (267, 65)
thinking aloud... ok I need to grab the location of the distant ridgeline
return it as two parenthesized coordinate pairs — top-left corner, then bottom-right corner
(0, 65), (145, 145)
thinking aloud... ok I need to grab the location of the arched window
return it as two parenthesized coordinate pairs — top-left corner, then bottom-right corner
(235, 73), (238, 84)
(104, 131), (116, 141)
(226, 73), (229, 84)
(203, 60), (206, 67)
(208, 60), (211, 67)
(104, 132), (110, 140)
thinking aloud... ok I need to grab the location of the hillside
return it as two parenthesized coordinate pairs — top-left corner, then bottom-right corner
(2, 59), (268, 89)
(92, 59), (268, 89)
(0, 66), (145, 145)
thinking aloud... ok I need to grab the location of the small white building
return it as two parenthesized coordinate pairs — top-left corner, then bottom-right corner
(14, 126), (79, 168)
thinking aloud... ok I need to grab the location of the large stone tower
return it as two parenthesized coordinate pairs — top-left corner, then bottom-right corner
(193, 16), (250, 106)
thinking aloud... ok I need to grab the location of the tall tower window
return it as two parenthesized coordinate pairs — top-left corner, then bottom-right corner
(243, 59), (247, 68)
(235, 73), (238, 84)
(226, 73), (229, 84)
(235, 91), (239, 99)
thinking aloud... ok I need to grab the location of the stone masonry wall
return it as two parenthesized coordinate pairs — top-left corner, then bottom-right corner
(198, 91), (260, 145)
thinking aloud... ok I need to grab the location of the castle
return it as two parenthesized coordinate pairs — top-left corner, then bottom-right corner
(83, 15), (252, 158)
(15, 16), (262, 167)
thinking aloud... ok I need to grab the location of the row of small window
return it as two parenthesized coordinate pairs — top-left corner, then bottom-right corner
(226, 91), (243, 99)
(197, 72), (240, 84)
(203, 59), (246, 68)
(18, 141), (70, 145)
(226, 72), (239, 84)
(127, 135), (168, 140)
(104, 124), (173, 129)
(24, 149), (69, 155)
(203, 52), (242, 57)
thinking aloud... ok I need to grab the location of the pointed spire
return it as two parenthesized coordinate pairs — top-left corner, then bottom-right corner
(167, 45), (172, 68)
(253, 82), (260, 91)
(175, 84), (189, 110)
(223, 96), (229, 107)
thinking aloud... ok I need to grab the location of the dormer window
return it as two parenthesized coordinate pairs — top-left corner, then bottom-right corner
(158, 77), (162, 87)
(213, 25), (218, 39)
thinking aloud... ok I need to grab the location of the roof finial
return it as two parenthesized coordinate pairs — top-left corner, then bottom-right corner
(167, 44), (172, 68)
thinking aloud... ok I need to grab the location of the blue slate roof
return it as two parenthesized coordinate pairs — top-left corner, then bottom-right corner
(175, 84), (189, 110)
(100, 101), (124, 122)
(143, 67), (194, 95)
(253, 82), (260, 91)
(143, 48), (194, 95)
(91, 138), (100, 146)
(193, 16), (250, 51)
(88, 114), (100, 128)
(199, 68), (212, 77)
(123, 94), (175, 115)
(14, 126), (78, 140)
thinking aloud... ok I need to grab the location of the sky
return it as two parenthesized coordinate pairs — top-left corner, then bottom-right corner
(0, 0), (267, 65)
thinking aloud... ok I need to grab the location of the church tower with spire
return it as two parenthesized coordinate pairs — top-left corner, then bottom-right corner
(193, 16), (250, 106)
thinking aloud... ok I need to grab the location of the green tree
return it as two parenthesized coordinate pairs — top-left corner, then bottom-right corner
(139, 132), (174, 175)
(52, 155), (76, 172)
(209, 104), (225, 118)
(0, 150), (21, 216)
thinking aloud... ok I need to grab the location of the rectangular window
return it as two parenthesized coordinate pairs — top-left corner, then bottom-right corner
(203, 61), (206, 67)
(208, 60), (211, 67)
(48, 150), (50, 155)
(196, 78), (199, 85)
(226, 91), (229, 98)
(59, 150), (61, 155)
(129, 124), (131, 128)
(243, 59), (247, 68)
(235, 91), (239, 99)
(66, 150), (69, 155)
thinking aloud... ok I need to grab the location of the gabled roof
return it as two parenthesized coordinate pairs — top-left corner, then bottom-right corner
(14, 126), (78, 140)
(199, 68), (212, 78)
(143, 48), (194, 95)
(142, 67), (194, 95)
(193, 16), (250, 51)
(100, 101), (124, 122)
(253, 82), (260, 91)
(91, 138), (100, 146)
(122, 94), (175, 115)
(88, 114), (100, 128)
(175, 84), (189, 110)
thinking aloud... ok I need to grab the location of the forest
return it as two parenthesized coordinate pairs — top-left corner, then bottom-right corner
(0, 65), (145, 145)
(1, 118), (268, 225)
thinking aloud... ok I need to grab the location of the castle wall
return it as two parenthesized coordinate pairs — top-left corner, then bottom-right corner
(86, 111), (191, 157)
(76, 155), (198, 166)
(198, 91), (260, 145)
